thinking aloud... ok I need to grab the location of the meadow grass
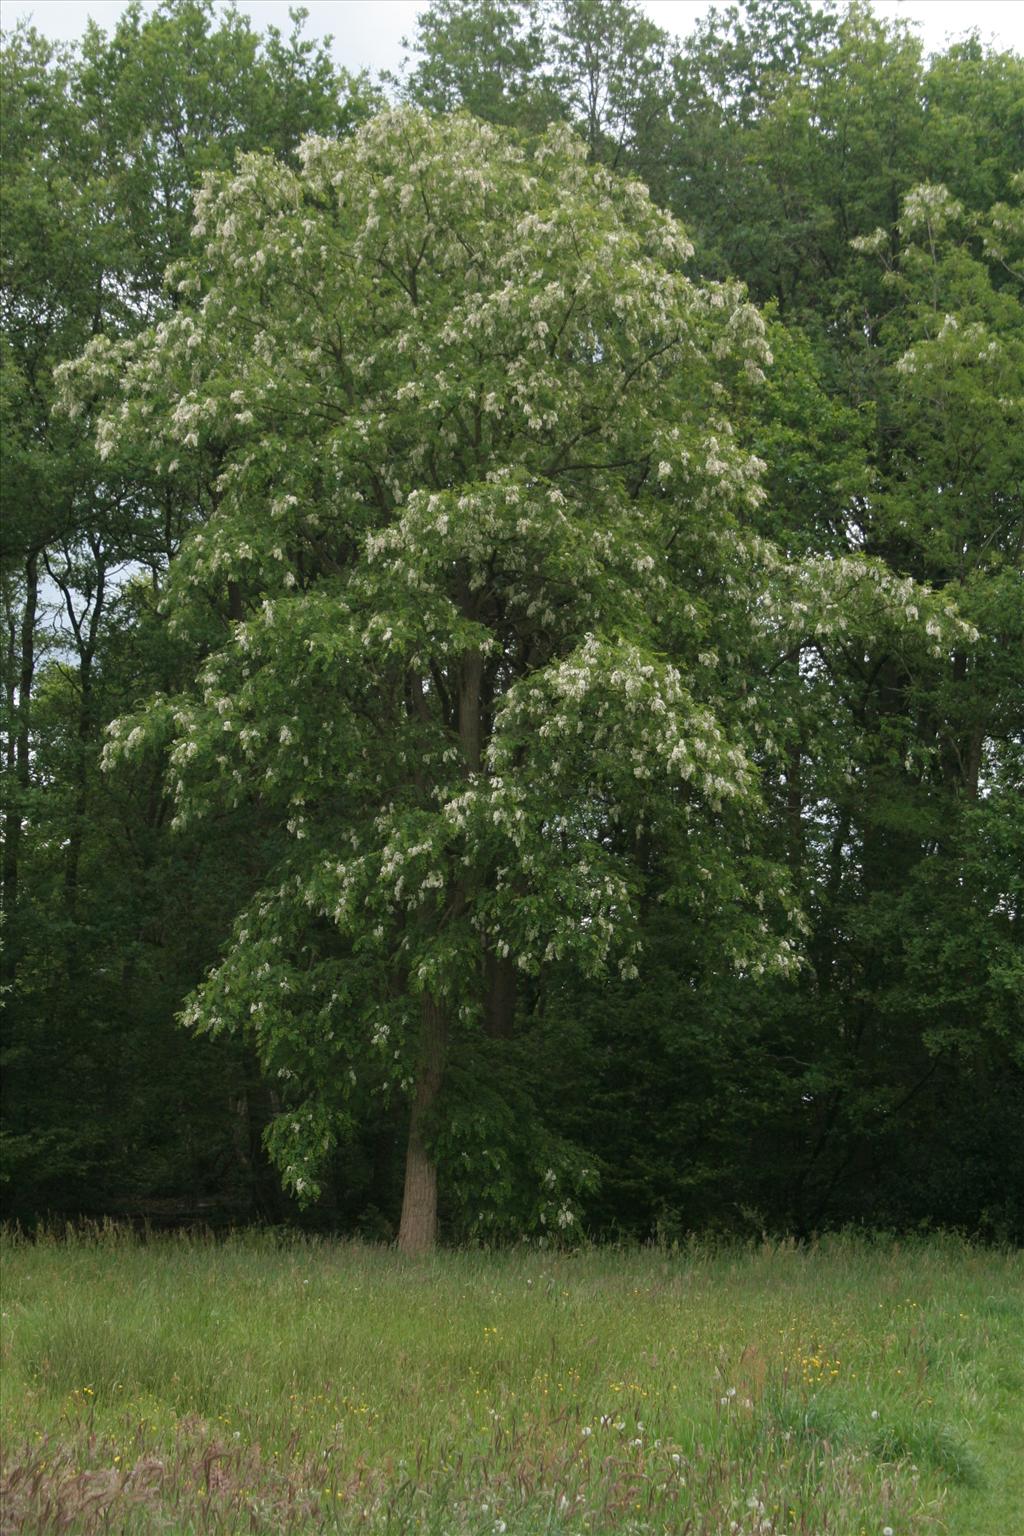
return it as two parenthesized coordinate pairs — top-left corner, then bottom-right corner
(0, 1228), (1020, 1534)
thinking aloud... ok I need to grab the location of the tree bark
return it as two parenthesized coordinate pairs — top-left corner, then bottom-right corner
(63, 656), (93, 925)
(1, 552), (38, 989)
(397, 993), (448, 1254)
(785, 744), (803, 870)
(458, 648), (483, 771)
(484, 943), (517, 1038)
(49, 544), (106, 944)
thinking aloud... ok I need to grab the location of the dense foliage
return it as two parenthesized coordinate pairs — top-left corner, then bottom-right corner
(2, 0), (1021, 1246)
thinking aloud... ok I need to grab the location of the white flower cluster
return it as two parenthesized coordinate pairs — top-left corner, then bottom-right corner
(490, 635), (754, 812)
(900, 181), (963, 236)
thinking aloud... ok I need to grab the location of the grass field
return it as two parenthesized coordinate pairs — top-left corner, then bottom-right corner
(0, 1229), (1020, 1535)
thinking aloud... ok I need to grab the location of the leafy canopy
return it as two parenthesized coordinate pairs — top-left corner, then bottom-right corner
(62, 110), (966, 1208)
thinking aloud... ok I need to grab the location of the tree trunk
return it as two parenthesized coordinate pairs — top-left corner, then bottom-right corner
(395, 646), (479, 1254)
(397, 993), (448, 1254)
(63, 658), (92, 927)
(484, 943), (517, 1038)
(785, 744), (803, 870)
(458, 648), (483, 771)
(1, 552), (38, 990)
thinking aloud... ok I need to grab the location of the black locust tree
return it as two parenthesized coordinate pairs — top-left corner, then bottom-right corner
(63, 111), (965, 1250)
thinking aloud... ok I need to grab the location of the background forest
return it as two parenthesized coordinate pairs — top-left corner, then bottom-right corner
(2, 0), (1022, 1245)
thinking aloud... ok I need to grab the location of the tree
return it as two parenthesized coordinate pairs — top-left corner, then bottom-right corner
(654, 1), (1023, 1235)
(63, 109), (965, 1250)
(393, 0), (557, 130)
(668, 1), (924, 315)
(808, 178), (1024, 1228)
(0, 0), (376, 1221)
(398, 0), (674, 195)
(548, 0), (672, 179)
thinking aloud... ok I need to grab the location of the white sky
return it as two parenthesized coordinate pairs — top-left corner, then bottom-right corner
(5, 0), (1023, 74)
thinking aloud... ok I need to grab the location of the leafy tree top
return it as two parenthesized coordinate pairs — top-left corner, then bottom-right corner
(60, 110), (970, 1209)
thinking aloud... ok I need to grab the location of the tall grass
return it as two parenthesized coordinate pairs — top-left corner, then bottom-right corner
(1, 1228), (1020, 1534)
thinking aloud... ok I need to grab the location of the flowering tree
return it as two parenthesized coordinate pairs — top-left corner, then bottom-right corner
(62, 111), (965, 1250)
